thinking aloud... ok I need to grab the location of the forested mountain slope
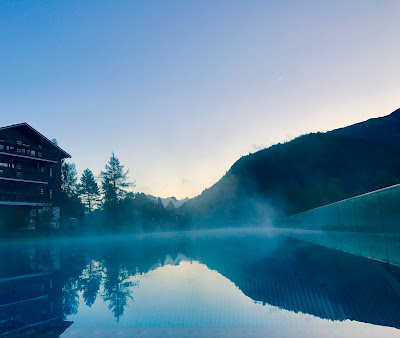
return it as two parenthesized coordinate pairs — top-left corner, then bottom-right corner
(182, 108), (400, 222)
(331, 108), (400, 146)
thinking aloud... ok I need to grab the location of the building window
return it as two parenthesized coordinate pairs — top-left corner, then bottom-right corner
(17, 164), (22, 169)
(49, 168), (53, 177)
(31, 150), (35, 156)
(0, 145), (3, 150)
(38, 152), (42, 157)
(22, 148), (26, 154)
(0, 163), (7, 167)
(17, 148), (21, 153)
(50, 190), (53, 199)
(40, 189), (44, 195)
(17, 172), (21, 177)
(17, 141), (22, 145)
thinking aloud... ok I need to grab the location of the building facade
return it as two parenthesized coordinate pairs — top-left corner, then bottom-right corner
(0, 123), (70, 229)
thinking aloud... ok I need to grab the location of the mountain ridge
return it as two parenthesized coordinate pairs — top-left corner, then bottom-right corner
(146, 195), (189, 208)
(181, 107), (400, 222)
(330, 107), (400, 147)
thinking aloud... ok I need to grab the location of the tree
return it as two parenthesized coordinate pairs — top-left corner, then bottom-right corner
(100, 153), (134, 204)
(61, 161), (78, 198)
(79, 169), (100, 212)
(60, 160), (85, 220)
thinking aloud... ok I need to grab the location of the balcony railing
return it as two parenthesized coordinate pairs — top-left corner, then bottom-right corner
(0, 142), (59, 162)
(0, 192), (49, 203)
(0, 168), (50, 182)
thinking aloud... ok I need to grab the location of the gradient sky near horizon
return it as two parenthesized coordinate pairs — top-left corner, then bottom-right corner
(1, 1), (400, 199)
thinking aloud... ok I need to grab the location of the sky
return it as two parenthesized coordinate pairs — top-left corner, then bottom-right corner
(1, 1), (399, 199)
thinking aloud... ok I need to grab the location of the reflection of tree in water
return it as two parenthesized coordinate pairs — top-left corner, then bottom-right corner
(62, 277), (80, 317)
(79, 260), (103, 307)
(102, 266), (137, 321)
(55, 240), (183, 322)
(60, 248), (140, 322)
(56, 239), (183, 322)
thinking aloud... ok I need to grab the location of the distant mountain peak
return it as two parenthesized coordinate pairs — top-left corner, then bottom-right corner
(146, 195), (189, 208)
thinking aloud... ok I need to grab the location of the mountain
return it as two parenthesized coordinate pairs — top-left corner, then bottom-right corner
(146, 195), (189, 208)
(331, 108), (400, 147)
(182, 108), (400, 223)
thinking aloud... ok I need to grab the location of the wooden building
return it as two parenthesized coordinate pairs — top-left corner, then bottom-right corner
(0, 123), (70, 230)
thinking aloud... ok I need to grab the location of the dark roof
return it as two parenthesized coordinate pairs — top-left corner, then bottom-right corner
(0, 123), (71, 158)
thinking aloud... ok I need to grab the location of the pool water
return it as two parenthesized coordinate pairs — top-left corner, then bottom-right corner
(0, 229), (399, 337)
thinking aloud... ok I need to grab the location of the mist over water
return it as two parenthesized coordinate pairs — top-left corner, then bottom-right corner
(1, 229), (399, 337)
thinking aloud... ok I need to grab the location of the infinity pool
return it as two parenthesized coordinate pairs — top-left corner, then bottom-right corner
(0, 229), (399, 337)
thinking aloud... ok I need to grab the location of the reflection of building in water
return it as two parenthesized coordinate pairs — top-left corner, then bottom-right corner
(0, 247), (72, 336)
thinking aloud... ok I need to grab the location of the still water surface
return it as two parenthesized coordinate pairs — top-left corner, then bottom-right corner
(0, 229), (399, 337)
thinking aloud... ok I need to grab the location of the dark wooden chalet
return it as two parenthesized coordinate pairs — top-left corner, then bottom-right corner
(0, 123), (70, 229)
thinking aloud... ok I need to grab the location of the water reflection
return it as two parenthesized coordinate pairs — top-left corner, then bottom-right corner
(0, 230), (399, 336)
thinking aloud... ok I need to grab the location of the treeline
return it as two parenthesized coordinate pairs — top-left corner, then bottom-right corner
(59, 153), (185, 233)
(61, 109), (400, 230)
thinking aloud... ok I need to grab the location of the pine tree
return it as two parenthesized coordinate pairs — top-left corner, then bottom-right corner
(60, 160), (85, 219)
(61, 161), (78, 198)
(100, 153), (134, 204)
(79, 169), (100, 212)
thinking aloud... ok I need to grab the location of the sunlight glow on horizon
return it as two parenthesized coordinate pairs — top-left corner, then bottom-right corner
(1, 1), (399, 199)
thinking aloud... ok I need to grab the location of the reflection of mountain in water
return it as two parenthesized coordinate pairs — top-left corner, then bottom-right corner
(190, 236), (400, 328)
(0, 231), (399, 334)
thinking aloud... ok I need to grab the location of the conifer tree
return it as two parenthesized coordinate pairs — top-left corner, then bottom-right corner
(100, 153), (134, 204)
(79, 169), (100, 212)
(61, 161), (78, 198)
(60, 159), (85, 219)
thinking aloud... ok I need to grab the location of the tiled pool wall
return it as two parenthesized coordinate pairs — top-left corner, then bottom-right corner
(276, 184), (400, 266)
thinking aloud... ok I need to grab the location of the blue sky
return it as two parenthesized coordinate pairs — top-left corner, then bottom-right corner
(1, 1), (399, 198)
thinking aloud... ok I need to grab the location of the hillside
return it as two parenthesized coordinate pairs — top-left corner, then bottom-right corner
(331, 108), (400, 146)
(182, 108), (400, 222)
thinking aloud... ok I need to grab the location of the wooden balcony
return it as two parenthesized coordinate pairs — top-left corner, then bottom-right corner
(0, 168), (50, 183)
(0, 142), (59, 162)
(0, 192), (49, 204)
